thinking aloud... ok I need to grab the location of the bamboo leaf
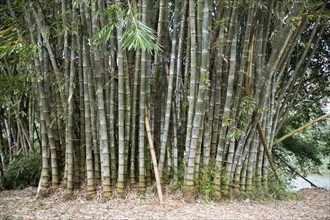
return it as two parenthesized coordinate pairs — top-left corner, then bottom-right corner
(122, 20), (161, 53)
(92, 24), (115, 45)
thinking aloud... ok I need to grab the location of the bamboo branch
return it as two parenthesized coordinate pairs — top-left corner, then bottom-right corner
(144, 105), (163, 204)
(273, 153), (318, 187)
(278, 112), (330, 143)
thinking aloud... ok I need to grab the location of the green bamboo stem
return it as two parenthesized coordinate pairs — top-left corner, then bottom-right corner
(184, 0), (211, 203)
(158, 0), (179, 179)
(130, 49), (141, 185)
(109, 32), (117, 187)
(184, 0), (198, 168)
(65, 29), (76, 196)
(216, 0), (238, 196)
(77, 29), (86, 182)
(138, 0), (148, 193)
(82, 34), (95, 199)
(92, 1), (111, 199)
(39, 80), (59, 189)
(175, 0), (188, 133)
(31, 5), (66, 106)
(116, 9), (126, 195)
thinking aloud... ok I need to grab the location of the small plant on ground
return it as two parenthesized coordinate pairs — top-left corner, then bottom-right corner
(198, 160), (216, 203)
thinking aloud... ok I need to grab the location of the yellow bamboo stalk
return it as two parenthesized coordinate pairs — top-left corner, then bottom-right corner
(144, 105), (163, 204)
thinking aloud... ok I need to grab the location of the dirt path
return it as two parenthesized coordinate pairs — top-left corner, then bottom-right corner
(0, 187), (329, 219)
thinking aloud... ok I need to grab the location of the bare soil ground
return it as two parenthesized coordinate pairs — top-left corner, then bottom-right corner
(0, 186), (329, 219)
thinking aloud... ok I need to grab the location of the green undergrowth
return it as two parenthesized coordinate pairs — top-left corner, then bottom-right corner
(198, 161), (216, 202)
(243, 186), (302, 202)
(3, 153), (41, 189)
(242, 174), (303, 202)
(161, 159), (302, 203)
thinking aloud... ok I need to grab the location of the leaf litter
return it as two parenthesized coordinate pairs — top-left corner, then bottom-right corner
(0, 186), (329, 219)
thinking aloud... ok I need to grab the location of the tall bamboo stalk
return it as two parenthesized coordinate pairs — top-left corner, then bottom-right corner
(66, 29), (76, 196)
(82, 34), (95, 199)
(184, 0), (211, 202)
(138, 0), (148, 193)
(158, 0), (179, 179)
(116, 1), (126, 194)
(92, 1), (111, 199)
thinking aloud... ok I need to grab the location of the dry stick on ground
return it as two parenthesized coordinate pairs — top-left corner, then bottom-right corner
(144, 105), (163, 204)
(278, 112), (330, 143)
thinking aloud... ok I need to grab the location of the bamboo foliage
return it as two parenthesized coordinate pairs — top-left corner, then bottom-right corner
(0, 0), (327, 202)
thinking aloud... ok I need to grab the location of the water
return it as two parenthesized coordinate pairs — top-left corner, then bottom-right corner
(290, 173), (330, 191)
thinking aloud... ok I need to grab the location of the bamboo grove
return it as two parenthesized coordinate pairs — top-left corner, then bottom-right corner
(0, 0), (328, 202)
